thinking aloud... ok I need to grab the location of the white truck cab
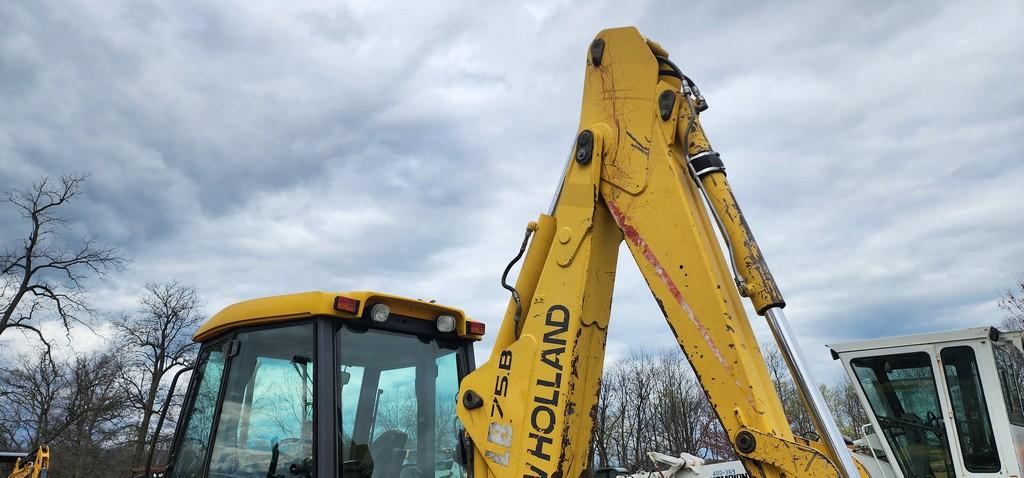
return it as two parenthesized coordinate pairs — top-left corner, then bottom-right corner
(831, 327), (1024, 478)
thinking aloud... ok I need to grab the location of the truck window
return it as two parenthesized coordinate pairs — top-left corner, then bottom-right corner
(940, 346), (1000, 473)
(169, 347), (225, 478)
(851, 352), (955, 478)
(994, 342), (1024, 426)
(337, 326), (466, 478)
(208, 324), (316, 478)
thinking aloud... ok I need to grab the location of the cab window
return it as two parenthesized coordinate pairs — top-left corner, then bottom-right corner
(169, 347), (225, 478)
(994, 342), (1024, 426)
(338, 326), (466, 478)
(851, 352), (956, 478)
(208, 324), (316, 478)
(940, 346), (1000, 473)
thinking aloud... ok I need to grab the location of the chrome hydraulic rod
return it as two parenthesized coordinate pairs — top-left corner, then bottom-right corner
(765, 307), (860, 478)
(682, 98), (860, 477)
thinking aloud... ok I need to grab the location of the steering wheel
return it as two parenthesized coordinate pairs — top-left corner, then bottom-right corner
(874, 416), (909, 439)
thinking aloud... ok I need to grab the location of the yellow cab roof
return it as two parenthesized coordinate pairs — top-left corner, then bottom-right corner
(193, 290), (480, 342)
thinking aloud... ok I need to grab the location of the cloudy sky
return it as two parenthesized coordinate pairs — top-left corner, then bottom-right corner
(1, 0), (1022, 383)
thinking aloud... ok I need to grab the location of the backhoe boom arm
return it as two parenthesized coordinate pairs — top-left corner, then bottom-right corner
(457, 27), (862, 478)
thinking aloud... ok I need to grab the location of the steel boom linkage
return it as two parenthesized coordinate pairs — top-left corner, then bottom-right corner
(456, 27), (863, 478)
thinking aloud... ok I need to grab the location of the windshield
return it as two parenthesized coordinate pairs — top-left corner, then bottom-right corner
(209, 324), (316, 478)
(338, 326), (465, 478)
(851, 352), (955, 478)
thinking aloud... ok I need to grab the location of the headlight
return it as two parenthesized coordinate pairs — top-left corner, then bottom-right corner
(369, 304), (390, 323)
(436, 314), (456, 333)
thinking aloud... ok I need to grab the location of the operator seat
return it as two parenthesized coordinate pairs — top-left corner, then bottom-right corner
(369, 430), (408, 477)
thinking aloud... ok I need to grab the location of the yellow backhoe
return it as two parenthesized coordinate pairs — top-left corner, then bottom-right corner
(154, 27), (1021, 478)
(1, 445), (49, 478)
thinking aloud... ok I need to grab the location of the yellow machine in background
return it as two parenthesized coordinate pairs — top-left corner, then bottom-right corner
(1, 445), (49, 478)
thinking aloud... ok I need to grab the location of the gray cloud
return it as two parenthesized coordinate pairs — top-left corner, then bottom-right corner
(1, 0), (1022, 384)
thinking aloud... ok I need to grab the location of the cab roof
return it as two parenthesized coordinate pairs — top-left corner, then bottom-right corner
(193, 290), (480, 342)
(828, 326), (999, 355)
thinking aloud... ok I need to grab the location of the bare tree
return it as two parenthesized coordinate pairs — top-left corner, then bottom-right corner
(762, 344), (814, 436)
(592, 375), (614, 469)
(999, 276), (1024, 331)
(593, 348), (735, 472)
(651, 351), (727, 461)
(0, 350), (62, 448)
(592, 345), (865, 472)
(823, 374), (869, 438)
(50, 352), (132, 478)
(0, 349), (130, 477)
(115, 282), (204, 467)
(0, 175), (125, 349)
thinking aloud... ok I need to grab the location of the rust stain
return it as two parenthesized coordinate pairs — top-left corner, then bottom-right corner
(606, 199), (729, 370)
(606, 199), (764, 415)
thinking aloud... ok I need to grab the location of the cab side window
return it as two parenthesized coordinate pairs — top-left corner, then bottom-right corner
(994, 342), (1024, 426)
(940, 346), (1000, 473)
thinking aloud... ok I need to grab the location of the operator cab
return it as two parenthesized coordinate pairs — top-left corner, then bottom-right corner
(165, 291), (483, 478)
(831, 327), (1024, 478)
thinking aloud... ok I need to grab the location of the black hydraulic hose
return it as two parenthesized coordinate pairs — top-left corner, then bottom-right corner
(501, 227), (534, 338)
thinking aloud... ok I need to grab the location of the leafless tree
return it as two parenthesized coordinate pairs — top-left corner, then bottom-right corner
(0, 350), (65, 448)
(592, 375), (615, 468)
(999, 276), (1024, 332)
(0, 175), (125, 350)
(115, 282), (204, 467)
(616, 350), (657, 469)
(823, 374), (870, 438)
(0, 349), (130, 478)
(50, 352), (132, 478)
(592, 344), (871, 472)
(593, 348), (735, 472)
(762, 344), (815, 436)
(650, 351), (727, 461)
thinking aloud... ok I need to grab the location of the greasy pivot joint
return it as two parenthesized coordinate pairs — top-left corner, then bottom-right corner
(590, 39), (605, 66)
(462, 390), (483, 410)
(658, 90), (676, 121)
(736, 430), (757, 453)
(575, 130), (594, 165)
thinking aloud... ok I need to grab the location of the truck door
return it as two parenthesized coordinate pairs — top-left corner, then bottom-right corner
(849, 347), (957, 478)
(935, 344), (1003, 476)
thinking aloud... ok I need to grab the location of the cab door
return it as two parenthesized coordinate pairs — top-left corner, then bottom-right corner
(935, 341), (1016, 477)
(847, 345), (958, 478)
(992, 338), (1024, 475)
